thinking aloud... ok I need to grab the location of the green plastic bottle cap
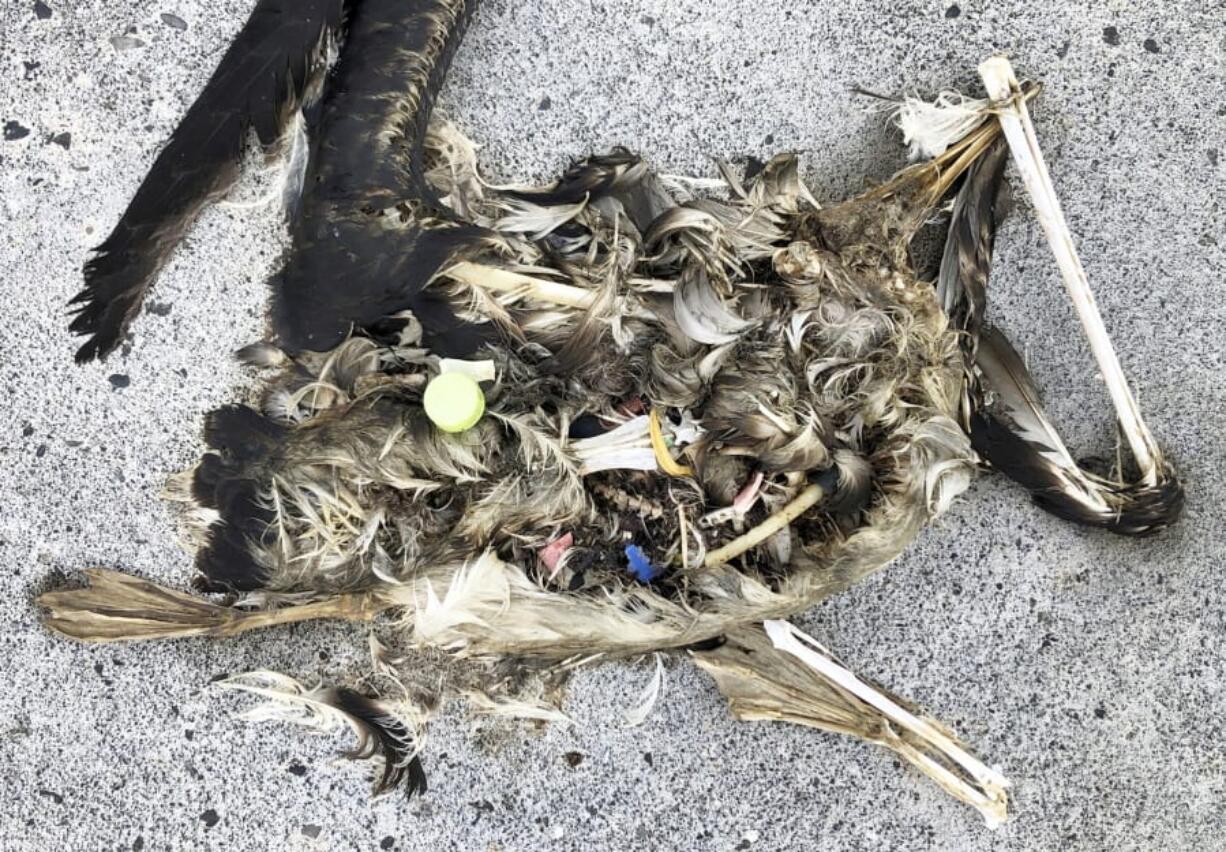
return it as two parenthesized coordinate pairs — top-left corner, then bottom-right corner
(424, 372), (485, 433)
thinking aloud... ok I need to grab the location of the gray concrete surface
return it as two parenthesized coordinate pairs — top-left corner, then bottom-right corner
(2, 1), (1224, 849)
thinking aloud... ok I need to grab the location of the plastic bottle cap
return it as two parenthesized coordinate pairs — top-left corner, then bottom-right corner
(424, 372), (485, 433)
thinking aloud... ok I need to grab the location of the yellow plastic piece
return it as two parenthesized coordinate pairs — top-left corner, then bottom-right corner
(424, 372), (486, 433)
(649, 409), (694, 477)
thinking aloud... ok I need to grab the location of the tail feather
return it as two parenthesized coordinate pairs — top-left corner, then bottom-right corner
(69, 0), (347, 362)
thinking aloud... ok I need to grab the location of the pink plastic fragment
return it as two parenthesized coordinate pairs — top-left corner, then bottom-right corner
(618, 397), (646, 416)
(731, 471), (765, 515)
(540, 532), (574, 580)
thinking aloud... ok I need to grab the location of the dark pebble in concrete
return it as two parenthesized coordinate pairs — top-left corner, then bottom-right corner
(4, 121), (31, 141)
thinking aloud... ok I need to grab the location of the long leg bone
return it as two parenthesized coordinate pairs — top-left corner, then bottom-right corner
(978, 57), (1161, 485)
(694, 621), (1011, 827)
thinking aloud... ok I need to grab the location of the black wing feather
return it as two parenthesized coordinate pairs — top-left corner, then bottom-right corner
(506, 148), (676, 234)
(69, 0), (348, 362)
(936, 136), (1011, 341)
(327, 687), (428, 797)
(971, 326), (1183, 536)
(271, 0), (490, 356)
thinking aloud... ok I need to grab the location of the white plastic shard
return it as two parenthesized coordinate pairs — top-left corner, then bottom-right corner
(570, 415), (652, 451)
(763, 620), (1011, 828)
(575, 447), (659, 475)
(438, 357), (497, 383)
(978, 56), (1161, 485)
(570, 415), (662, 475)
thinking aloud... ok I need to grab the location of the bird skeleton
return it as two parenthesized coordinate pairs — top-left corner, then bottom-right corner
(40, 0), (1181, 828)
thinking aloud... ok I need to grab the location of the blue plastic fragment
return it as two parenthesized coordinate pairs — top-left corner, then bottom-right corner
(624, 544), (659, 583)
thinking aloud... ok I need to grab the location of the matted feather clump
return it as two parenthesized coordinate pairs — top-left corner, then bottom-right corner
(41, 0), (1182, 828)
(175, 121), (977, 653)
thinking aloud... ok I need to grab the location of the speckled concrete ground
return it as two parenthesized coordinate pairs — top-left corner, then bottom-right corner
(2, 1), (1224, 850)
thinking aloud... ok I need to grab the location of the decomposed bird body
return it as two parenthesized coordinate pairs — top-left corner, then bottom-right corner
(42, 1), (1182, 825)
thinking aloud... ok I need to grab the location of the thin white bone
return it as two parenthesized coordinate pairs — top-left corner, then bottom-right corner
(979, 57), (1159, 484)
(764, 620), (1011, 827)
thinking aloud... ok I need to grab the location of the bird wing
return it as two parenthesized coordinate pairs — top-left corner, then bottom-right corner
(936, 131), (1182, 535)
(270, 0), (491, 357)
(69, 0), (349, 362)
